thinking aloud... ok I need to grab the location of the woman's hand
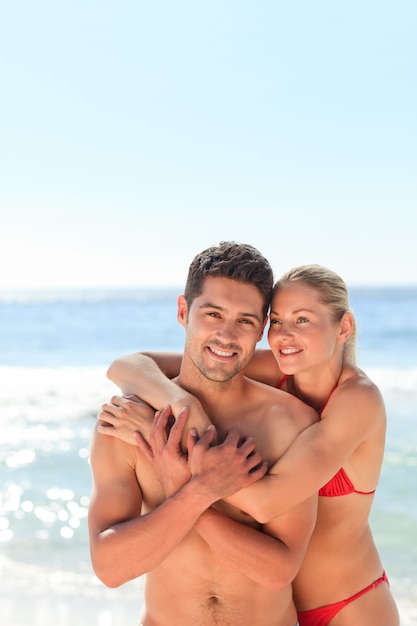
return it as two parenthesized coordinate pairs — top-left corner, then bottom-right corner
(97, 391), (213, 450)
(97, 395), (156, 445)
(169, 394), (213, 441)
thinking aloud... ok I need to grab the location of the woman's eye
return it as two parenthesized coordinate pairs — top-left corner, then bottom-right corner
(270, 318), (281, 325)
(297, 317), (309, 324)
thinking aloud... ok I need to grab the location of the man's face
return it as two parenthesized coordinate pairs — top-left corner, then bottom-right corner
(178, 276), (267, 383)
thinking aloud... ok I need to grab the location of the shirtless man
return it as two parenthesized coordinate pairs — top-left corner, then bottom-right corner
(88, 241), (318, 626)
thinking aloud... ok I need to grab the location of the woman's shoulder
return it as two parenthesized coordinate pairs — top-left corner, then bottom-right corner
(340, 365), (382, 395)
(334, 365), (386, 417)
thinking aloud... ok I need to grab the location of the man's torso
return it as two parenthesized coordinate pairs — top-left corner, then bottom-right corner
(136, 381), (309, 625)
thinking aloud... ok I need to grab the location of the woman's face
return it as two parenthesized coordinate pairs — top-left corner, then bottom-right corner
(268, 282), (343, 375)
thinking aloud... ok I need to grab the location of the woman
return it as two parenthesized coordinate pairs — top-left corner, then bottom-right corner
(100, 264), (399, 625)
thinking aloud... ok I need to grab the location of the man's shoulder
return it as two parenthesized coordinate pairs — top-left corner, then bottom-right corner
(241, 382), (316, 461)
(90, 423), (141, 470)
(251, 380), (318, 430)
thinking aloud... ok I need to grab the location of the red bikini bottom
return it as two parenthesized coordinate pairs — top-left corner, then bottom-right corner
(297, 571), (389, 626)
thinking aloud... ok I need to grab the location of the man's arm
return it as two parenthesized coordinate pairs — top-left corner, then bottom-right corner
(260, 494), (318, 586)
(194, 505), (315, 591)
(88, 426), (211, 588)
(136, 406), (312, 591)
(88, 410), (268, 588)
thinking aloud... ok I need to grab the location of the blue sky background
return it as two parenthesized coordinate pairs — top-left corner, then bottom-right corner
(2, 1), (416, 289)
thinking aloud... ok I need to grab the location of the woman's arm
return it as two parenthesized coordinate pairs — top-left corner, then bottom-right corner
(143, 348), (282, 386)
(226, 379), (386, 522)
(105, 349), (280, 433)
(105, 352), (383, 523)
(102, 349), (281, 444)
(108, 352), (185, 410)
(108, 349), (281, 403)
(104, 353), (211, 442)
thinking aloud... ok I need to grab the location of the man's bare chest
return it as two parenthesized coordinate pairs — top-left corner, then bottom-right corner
(212, 411), (285, 467)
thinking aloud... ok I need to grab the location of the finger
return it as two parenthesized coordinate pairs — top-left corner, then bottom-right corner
(186, 428), (198, 456)
(150, 406), (172, 447)
(123, 395), (149, 408)
(96, 421), (115, 435)
(135, 432), (154, 462)
(247, 460), (268, 482)
(110, 395), (123, 406)
(149, 409), (162, 439)
(97, 409), (116, 425)
(236, 435), (257, 457)
(123, 394), (140, 401)
(246, 450), (265, 472)
(100, 402), (119, 416)
(221, 429), (241, 448)
(196, 424), (217, 449)
(167, 406), (189, 449)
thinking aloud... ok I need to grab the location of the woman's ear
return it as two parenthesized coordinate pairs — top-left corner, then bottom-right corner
(337, 311), (354, 344)
(177, 295), (188, 329)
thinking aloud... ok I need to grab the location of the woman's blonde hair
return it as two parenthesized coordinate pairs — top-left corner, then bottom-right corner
(273, 264), (357, 365)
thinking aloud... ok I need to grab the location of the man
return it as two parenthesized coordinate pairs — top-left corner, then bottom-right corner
(88, 241), (318, 626)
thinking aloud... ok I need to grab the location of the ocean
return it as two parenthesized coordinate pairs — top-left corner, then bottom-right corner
(0, 286), (416, 625)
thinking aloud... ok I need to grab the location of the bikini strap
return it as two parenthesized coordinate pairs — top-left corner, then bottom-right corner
(319, 381), (339, 414)
(277, 374), (290, 388)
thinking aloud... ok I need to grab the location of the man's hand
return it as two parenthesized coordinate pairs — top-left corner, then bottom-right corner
(135, 405), (268, 504)
(135, 405), (196, 497)
(189, 427), (268, 503)
(97, 395), (155, 445)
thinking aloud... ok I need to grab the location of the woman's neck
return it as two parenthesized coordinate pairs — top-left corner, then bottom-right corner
(290, 364), (343, 412)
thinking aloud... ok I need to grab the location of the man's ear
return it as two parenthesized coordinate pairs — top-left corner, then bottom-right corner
(257, 316), (269, 343)
(337, 311), (354, 344)
(177, 295), (188, 329)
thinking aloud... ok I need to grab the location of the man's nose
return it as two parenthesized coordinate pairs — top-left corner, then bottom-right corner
(216, 320), (238, 341)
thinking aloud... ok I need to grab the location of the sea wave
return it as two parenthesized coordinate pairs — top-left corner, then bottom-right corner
(0, 366), (117, 424)
(0, 365), (416, 426)
(0, 287), (180, 304)
(367, 367), (417, 394)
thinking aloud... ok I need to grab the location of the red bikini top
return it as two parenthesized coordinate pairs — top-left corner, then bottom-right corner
(318, 467), (375, 497)
(277, 374), (376, 498)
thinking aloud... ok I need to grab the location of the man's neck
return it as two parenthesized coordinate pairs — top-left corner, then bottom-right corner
(176, 361), (247, 425)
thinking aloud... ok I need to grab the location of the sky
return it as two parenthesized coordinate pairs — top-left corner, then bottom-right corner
(1, 0), (416, 290)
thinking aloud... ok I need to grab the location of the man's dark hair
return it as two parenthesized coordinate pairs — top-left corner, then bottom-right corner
(184, 241), (273, 318)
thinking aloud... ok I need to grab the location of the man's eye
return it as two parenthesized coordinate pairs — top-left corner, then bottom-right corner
(297, 317), (309, 323)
